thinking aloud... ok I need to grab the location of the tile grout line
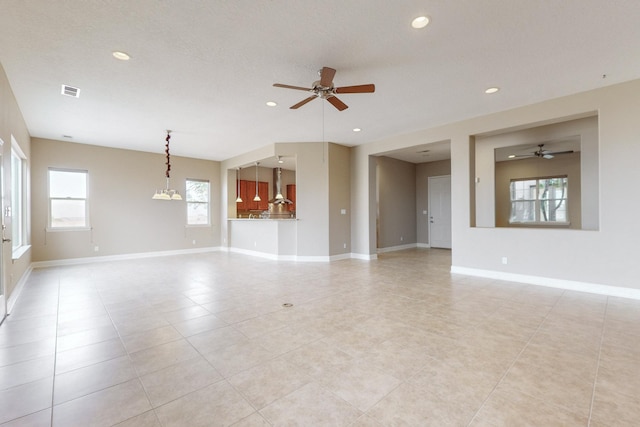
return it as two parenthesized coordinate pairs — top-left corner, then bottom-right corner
(464, 289), (566, 426)
(49, 274), (62, 427)
(586, 296), (609, 426)
(93, 280), (168, 427)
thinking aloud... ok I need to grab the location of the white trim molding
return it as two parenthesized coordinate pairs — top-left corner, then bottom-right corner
(350, 252), (378, 260)
(377, 243), (418, 253)
(7, 265), (33, 314)
(31, 247), (222, 268)
(451, 266), (640, 300)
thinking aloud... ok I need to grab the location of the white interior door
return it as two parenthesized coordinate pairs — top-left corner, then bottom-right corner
(428, 175), (452, 249)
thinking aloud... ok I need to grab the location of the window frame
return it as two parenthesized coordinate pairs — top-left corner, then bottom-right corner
(11, 138), (30, 259)
(47, 168), (90, 231)
(185, 178), (210, 226)
(509, 175), (569, 226)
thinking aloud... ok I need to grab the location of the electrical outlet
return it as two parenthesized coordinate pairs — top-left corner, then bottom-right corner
(340, 209), (347, 215)
(400, 236), (404, 241)
(94, 246), (99, 252)
(192, 239), (196, 245)
(343, 243), (347, 248)
(501, 256), (508, 265)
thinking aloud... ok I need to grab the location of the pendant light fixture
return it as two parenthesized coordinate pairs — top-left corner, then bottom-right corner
(253, 162), (261, 202)
(152, 130), (182, 201)
(235, 167), (243, 203)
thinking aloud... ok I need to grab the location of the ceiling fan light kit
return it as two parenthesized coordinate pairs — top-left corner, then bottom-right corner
(510, 144), (574, 160)
(273, 66), (375, 111)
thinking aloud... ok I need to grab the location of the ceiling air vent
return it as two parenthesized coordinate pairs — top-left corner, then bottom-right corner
(61, 84), (80, 98)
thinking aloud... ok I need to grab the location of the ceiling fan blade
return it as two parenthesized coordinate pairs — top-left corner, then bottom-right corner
(290, 96), (317, 109)
(326, 95), (348, 111)
(335, 84), (375, 94)
(549, 150), (574, 155)
(273, 83), (312, 91)
(319, 67), (336, 87)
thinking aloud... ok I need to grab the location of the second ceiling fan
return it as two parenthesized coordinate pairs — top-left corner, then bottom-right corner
(273, 66), (375, 111)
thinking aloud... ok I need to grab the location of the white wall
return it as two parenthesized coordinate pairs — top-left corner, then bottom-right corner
(351, 79), (640, 290)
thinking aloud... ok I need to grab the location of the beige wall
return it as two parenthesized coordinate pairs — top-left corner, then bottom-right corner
(416, 159), (451, 245)
(376, 156), (416, 249)
(0, 64), (32, 301)
(351, 78), (640, 290)
(495, 153), (581, 228)
(475, 116), (598, 229)
(222, 141), (339, 258)
(328, 143), (350, 256)
(31, 138), (220, 261)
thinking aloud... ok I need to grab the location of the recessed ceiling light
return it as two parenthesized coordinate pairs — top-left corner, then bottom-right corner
(411, 16), (430, 29)
(485, 87), (500, 94)
(508, 154), (516, 159)
(266, 101), (277, 107)
(112, 51), (130, 61)
(353, 128), (362, 132)
(62, 135), (73, 139)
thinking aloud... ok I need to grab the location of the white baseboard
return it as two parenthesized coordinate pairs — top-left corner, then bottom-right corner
(350, 252), (378, 260)
(7, 265), (33, 314)
(377, 243), (417, 253)
(31, 247), (222, 269)
(228, 247), (354, 262)
(450, 265), (640, 300)
(417, 243), (431, 248)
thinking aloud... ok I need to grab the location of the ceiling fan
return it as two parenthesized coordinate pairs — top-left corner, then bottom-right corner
(511, 144), (574, 160)
(273, 66), (375, 111)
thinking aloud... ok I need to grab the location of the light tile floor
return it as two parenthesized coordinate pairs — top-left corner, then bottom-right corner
(1, 249), (639, 426)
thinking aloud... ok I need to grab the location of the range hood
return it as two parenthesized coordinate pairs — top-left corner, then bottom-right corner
(269, 168), (293, 205)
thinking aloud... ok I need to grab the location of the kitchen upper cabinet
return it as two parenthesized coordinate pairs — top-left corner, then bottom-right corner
(236, 180), (249, 211)
(237, 180), (269, 211)
(287, 184), (296, 212)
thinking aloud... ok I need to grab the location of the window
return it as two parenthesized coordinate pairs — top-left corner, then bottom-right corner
(186, 179), (210, 225)
(509, 176), (568, 224)
(11, 148), (26, 251)
(48, 169), (89, 229)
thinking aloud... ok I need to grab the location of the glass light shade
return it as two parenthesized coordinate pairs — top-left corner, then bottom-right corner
(171, 193), (182, 200)
(236, 196), (243, 203)
(275, 192), (284, 200)
(158, 192), (171, 200)
(253, 194), (261, 202)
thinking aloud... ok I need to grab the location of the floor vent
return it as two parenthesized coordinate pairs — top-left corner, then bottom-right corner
(61, 84), (80, 98)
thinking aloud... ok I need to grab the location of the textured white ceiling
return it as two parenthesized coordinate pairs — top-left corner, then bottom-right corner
(1, 1), (639, 162)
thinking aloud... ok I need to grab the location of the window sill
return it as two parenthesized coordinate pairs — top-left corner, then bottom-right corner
(12, 245), (31, 261)
(508, 221), (571, 227)
(45, 227), (91, 232)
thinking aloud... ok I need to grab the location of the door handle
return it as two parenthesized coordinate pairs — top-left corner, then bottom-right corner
(1, 224), (9, 243)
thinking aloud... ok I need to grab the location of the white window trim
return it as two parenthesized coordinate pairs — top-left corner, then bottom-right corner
(509, 175), (569, 226)
(186, 178), (211, 227)
(11, 137), (29, 258)
(47, 168), (90, 232)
